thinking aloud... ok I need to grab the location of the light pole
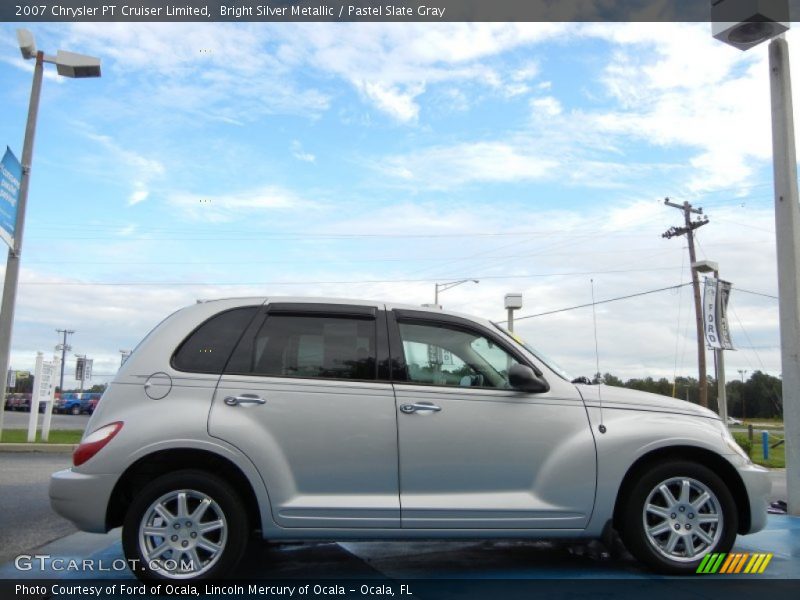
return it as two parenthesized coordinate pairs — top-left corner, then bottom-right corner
(504, 293), (523, 333)
(694, 260), (728, 424)
(0, 31), (100, 440)
(712, 0), (799, 515)
(433, 279), (479, 308)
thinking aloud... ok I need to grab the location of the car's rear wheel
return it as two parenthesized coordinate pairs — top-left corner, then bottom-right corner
(620, 460), (738, 574)
(122, 470), (248, 580)
(71, 405), (80, 415)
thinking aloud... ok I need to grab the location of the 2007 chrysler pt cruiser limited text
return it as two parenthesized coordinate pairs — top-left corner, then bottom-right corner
(50, 297), (770, 580)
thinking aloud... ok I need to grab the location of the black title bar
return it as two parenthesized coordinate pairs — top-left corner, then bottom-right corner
(3, 0), (799, 22)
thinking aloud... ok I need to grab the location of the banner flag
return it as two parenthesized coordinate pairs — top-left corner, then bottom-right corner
(703, 277), (735, 351)
(0, 146), (22, 250)
(704, 278), (722, 349)
(718, 280), (735, 351)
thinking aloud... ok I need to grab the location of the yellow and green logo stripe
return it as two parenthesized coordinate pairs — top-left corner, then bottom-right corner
(696, 552), (773, 574)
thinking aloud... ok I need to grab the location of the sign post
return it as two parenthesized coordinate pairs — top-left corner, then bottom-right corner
(27, 353), (43, 442)
(27, 352), (56, 442)
(40, 355), (59, 442)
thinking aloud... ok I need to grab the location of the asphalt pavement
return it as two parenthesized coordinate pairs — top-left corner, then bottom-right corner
(0, 452), (76, 564)
(2, 409), (90, 431)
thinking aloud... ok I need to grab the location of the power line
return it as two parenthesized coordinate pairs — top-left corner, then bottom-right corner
(737, 288), (779, 300)
(17, 266), (686, 288)
(500, 282), (693, 323)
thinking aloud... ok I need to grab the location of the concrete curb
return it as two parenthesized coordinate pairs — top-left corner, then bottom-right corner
(0, 443), (74, 453)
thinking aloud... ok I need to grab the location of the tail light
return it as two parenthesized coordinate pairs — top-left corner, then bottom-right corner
(73, 422), (123, 467)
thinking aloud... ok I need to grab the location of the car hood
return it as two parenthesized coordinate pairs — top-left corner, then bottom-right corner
(576, 384), (720, 420)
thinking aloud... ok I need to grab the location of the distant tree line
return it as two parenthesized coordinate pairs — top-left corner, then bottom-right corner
(597, 371), (783, 419)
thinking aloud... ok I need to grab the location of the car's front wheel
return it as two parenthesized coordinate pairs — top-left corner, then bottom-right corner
(620, 460), (738, 574)
(122, 470), (248, 580)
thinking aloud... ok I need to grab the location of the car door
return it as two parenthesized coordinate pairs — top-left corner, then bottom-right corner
(208, 303), (400, 529)
(390, 310), (596, 530)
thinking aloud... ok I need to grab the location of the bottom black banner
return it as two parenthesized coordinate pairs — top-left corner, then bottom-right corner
(2, 579), (798, 600)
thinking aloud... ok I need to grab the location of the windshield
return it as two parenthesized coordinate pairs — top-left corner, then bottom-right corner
(491, 323), (572, 382)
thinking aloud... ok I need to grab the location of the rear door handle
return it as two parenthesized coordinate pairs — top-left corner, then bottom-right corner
(224, 394), (266, 406)
(400, 402), (442, 414)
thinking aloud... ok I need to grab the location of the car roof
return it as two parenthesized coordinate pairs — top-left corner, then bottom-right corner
(192, 296), (493, 327)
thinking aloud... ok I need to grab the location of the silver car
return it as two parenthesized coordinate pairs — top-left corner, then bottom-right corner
(50, 297), (770, 580)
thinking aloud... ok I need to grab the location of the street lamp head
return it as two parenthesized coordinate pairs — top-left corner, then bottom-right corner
(16, 29), (36, 60)
(692, 259), (719, 274)
(55, 50), (101, 78)
(505, 293), (524, 310)
(711, 0), (789, 51)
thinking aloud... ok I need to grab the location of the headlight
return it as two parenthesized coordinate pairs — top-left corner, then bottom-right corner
(723, 433), (752, 463)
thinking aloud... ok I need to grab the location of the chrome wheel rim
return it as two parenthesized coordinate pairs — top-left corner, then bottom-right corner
(138, 489), (227, 578)
(643, 476), (723, 563)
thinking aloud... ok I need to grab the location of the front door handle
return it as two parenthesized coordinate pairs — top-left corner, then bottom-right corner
(224, 394), (266, 406)
(400, 402), (442, 414)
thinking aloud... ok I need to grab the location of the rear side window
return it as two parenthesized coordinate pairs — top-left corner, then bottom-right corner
(227, 314), (377, 380)
(172, 307), (259, 373)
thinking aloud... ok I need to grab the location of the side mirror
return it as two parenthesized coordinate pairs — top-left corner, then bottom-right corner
(508, 364), (550, 394)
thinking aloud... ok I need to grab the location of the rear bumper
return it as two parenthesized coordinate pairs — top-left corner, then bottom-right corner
(737, 463), (771, 534)
(49, 468), (117, 533)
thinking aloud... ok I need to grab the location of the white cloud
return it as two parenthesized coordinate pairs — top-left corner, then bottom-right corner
(80, 131), (165, 206)
(530, 96), (562, 117)
(579, 22), (776, 193)
(276, 23), (567, 121)
(291, 140), (316, 163)
(377, 141), (558, 189)
(167, 185), (315, 222)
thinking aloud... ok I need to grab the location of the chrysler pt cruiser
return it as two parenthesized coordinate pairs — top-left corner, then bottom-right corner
(50, 297), (770, 580)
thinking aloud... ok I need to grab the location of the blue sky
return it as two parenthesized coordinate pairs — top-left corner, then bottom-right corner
(0, 22), (788, 386)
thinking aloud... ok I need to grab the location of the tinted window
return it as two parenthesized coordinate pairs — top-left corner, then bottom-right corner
(399, 321), (520, 388)
(228, 315), (377, 380)
(172, 307), (259, 373)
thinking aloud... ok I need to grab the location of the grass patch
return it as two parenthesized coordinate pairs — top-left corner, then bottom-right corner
(733, 432), (785, 468)
(0, 429), (83, 444)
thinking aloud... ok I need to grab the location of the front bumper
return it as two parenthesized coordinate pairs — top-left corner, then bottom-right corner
(49, 468), (118, 533)
(737, 462), (771, 534)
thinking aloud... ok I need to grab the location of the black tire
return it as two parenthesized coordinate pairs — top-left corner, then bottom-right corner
(122, 469), (248, 581)
(71, 405), (80, 415)
(619, 460), (738, 574)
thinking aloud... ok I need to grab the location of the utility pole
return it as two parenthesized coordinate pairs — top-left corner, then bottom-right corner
(738, 369), (748, 420)
(663, 198), (710, 407)
(55, 329), (73, 393)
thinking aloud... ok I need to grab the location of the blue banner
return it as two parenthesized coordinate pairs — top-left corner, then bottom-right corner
(0, 146), (22, 250)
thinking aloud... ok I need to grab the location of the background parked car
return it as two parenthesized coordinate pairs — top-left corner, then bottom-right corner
(5, 393), (32, 411)
(80, 394), (101, 414)
(55, 392), (102, 415)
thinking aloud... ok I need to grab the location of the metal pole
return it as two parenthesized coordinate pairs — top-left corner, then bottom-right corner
(507, 308), (514, 333)
(434, 284), (439, 307)
(717, 349), (728, 424)
(0, 51), (44, 441)
(768, 36), (800, 515)
(714, 270), (729, 427)
(56, 328), (73, 393)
